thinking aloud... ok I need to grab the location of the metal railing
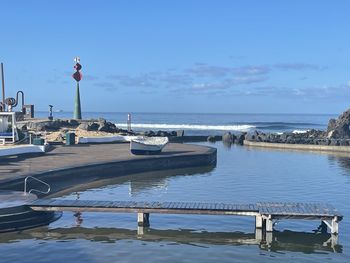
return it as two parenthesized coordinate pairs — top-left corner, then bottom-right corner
(24, 176), (51, 195)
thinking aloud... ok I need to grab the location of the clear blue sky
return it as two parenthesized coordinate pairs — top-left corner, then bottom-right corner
(1, 0), (349, 114)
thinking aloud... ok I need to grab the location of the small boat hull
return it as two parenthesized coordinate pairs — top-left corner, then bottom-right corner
(130, 148), (162, 155)
(130, 137), (168, 155)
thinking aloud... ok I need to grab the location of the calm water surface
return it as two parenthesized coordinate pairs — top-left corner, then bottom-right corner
(0, 142), (349, 262)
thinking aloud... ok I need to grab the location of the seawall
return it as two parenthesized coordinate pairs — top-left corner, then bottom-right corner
(0, 143), (216, 196)
(244, 140), (350, 153)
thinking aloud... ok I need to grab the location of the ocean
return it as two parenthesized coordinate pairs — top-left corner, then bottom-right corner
(1, 112), (349, 262)
(37, 111), (335, 135)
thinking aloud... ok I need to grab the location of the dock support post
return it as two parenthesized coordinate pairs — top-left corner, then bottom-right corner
(265, 231), (273, 245)
(137, 212), (150, 227)
(255, 228), (263, 241)
(265, 215), (273, 232)
(322, 216), (339, 235)
(331, 216), (339, 235)
(255, 215), (263, 229)
(137, 226), (144, 236)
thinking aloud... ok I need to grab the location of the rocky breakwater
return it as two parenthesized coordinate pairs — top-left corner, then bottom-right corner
(244, 108), (350, 146)
(219, 132), (245, 145)
(16, 118), (188, 143)
(18, 118), (130, 134)
(17, 118), (133, 143)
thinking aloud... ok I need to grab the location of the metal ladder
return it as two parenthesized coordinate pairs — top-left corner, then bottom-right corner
(24, 176), (51, 195)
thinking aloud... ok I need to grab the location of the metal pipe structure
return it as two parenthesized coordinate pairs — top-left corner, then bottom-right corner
(1, 63), (5, 111)
(12, 91), (25, 108)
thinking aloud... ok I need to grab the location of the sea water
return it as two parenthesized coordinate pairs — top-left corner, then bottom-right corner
(36, 111), (335, 135)
(0, 112), (348, 262)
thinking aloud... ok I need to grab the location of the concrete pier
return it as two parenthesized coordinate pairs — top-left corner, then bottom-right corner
(30, 199), (343, 235)
(244, 140), (350, 153)
(0, 143), (216, 195)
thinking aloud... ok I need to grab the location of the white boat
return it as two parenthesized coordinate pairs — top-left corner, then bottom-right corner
(130, 137), (168, 155)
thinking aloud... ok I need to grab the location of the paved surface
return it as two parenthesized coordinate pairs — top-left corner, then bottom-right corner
(0, 143), (216, 186)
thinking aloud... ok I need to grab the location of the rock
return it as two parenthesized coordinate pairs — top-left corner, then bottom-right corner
(327, 118), (337, 133)
(68, 119), (80, 127)
(176, 130), (185, 137)
(245, 133), (255, 141)
(207, 136), (216, 142)
(329, 139), (340, 146)
(98, 121), (117, 133)
(145, 130), (155, 137)
(236, 133), (245, 145)
(326, 109), (350, 138)
(77, 123), (89, 131)
(222, 132), (233, 143)
(77, 122), (99, 131)
(339, 139), (349, 146)
(280, 132), (292, 142)
(98, 118), (106, 124)
(286, 137), (295, 144)
(27, 121), (59, 131)
(327, 130), (338, 139)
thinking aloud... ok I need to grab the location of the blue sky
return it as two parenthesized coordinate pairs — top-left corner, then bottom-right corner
(1, 0), (350, 113)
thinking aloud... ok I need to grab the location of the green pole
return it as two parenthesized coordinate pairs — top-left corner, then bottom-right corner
(74, 81), (82, 119)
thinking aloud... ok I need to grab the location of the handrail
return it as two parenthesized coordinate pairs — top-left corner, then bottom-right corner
(24, 176), (51, 195)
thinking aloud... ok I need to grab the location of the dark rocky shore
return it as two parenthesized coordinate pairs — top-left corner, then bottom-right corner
(244, 108), (350, 146)
(16, 108), (350, 147)
(16, 118), (190, 142)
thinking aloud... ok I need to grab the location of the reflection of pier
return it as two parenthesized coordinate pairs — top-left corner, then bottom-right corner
(0, 227), (341, 253)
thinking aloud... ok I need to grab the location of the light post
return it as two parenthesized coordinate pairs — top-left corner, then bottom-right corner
(72, 57), (82, 119)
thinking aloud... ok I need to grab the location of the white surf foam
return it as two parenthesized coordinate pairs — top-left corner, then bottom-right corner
(292, 130), (308, 134)
(115, 123), (255, 131)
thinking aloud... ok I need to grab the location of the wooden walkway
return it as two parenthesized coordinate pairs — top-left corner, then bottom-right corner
(29, 199), (343, 234)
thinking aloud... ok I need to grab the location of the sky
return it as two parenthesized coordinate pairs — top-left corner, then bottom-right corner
(0, 0), (350, 114)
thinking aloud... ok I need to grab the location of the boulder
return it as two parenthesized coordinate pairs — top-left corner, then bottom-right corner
(326, 109), (350, 138)
(245, 133), (256, 141)
(329, 139), (340, 146)
(176, 130), (185, 137)
(98, 121), (117, 133)
(77, 122), (99, 131)
(27, 121), (62, 131)
(327, 118), (337, 133)
(68, 119), (80, 127)
(280, 132), (292, 142)
(207, 136), (216, 142)
(236, 133), (245, 145)
(339, 139), (349, 146)
(145, 130), (155, 137)
(222, 132), (233, 143)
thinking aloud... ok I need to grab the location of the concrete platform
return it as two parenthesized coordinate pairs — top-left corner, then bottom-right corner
(0, 143), (217, 195)
(244, 140), (350, 153)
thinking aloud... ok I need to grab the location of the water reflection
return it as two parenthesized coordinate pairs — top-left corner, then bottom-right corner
(328, 155), (350, 175)
(48, 165), (216, 198)
(0, 227), (341, 254)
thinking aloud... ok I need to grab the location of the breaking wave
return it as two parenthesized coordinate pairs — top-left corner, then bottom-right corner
(115, 123), (255, 131)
